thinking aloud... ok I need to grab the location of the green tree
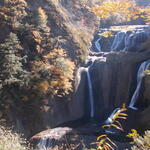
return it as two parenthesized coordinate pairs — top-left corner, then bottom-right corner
(0, 32), (28, 87)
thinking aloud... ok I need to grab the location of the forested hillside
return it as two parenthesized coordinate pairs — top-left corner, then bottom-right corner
(0, 0), (99, 136)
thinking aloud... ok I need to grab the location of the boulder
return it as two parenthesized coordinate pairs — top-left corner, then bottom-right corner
(30, 124), (130, 150)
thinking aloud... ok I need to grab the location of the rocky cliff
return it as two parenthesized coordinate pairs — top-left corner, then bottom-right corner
(139, 73), (150, 130)
(29, 25), (150, 149)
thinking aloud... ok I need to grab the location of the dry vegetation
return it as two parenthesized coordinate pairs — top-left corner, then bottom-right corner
(0, 125), (31, 150)
(127, 129), (150, 150)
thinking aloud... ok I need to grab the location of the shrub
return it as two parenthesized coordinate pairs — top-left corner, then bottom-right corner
(91, 104), (128, 150)
(140, 7), (150, 24)
(144, 70), (150, 75)
(127, 130), (150, 150)
(0, 125), (31, 150)
(100, 31), (114, 38)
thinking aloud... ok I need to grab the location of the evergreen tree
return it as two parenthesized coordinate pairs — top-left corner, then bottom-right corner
(35, 7), (49, 32)
(0, 32), (28, 87)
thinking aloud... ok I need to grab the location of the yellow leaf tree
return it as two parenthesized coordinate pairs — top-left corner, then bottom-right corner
(31, 48), (75, 98)
(89, 0), (150, 25)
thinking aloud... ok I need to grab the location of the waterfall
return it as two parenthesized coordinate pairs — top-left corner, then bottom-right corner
(104, 61), (150, 125)
(34, 25), (150, 150)
(85, 66), (94, 118)
(125, 31), (149, 51)
(102, 25), (150, 124)
(129, 60), (150, 109)
(124, 31), (134, 51)
(111, 31), (126, 51)
(95, 37), (102, 52)
(124, 32), (135, 51)
(85, 56), (106, 118)
(105, 60), (150, 124)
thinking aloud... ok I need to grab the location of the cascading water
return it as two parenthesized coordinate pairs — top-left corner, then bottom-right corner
(84, 56), (99, 118)
(85, 67), (94, 118)
(92, 25), (150, 124)
(35, 127), (72, 150)
(84, 55), (106, 118)
(105, 60), (150, 124)
(111, 31), (126, 51)
(95, 37), (102, 52)
(94, 25), (149, 52)
(129, 60), (150, 109)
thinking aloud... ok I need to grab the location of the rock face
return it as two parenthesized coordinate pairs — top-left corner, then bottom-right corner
(80, 26), (150, 123)
(138, 74), (150, 130)
(86, 51), (150, 121)
(143, 74), (150, 103)
(26, 26), (150, 136)
(91, 56), (138, 121)
(30, 125), (130, 150)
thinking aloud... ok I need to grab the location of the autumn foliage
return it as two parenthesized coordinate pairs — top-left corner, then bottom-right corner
(0, 0), (76, 101)
(36, 7), (50, 32)
(89, 0), (150, 25)
(127, 130), (150, 150)
(0, 0), (27, 28)
(31, 48), (75, 97)
(91, 104), (128, 150)
(100, 31), (114, 38)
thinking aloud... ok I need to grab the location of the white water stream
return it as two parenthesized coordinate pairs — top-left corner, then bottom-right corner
(93, 25), (150, 123)
(95, 37), (102, 52)
(111, 31), (126, 51)
(85, 67), (95, 118)
(129, 60), (150, 109)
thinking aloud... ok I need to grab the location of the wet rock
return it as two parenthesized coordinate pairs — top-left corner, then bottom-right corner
(30, 126), (98, 150)
(138, 74), (150, 130)
(30, 124), (130, 150)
